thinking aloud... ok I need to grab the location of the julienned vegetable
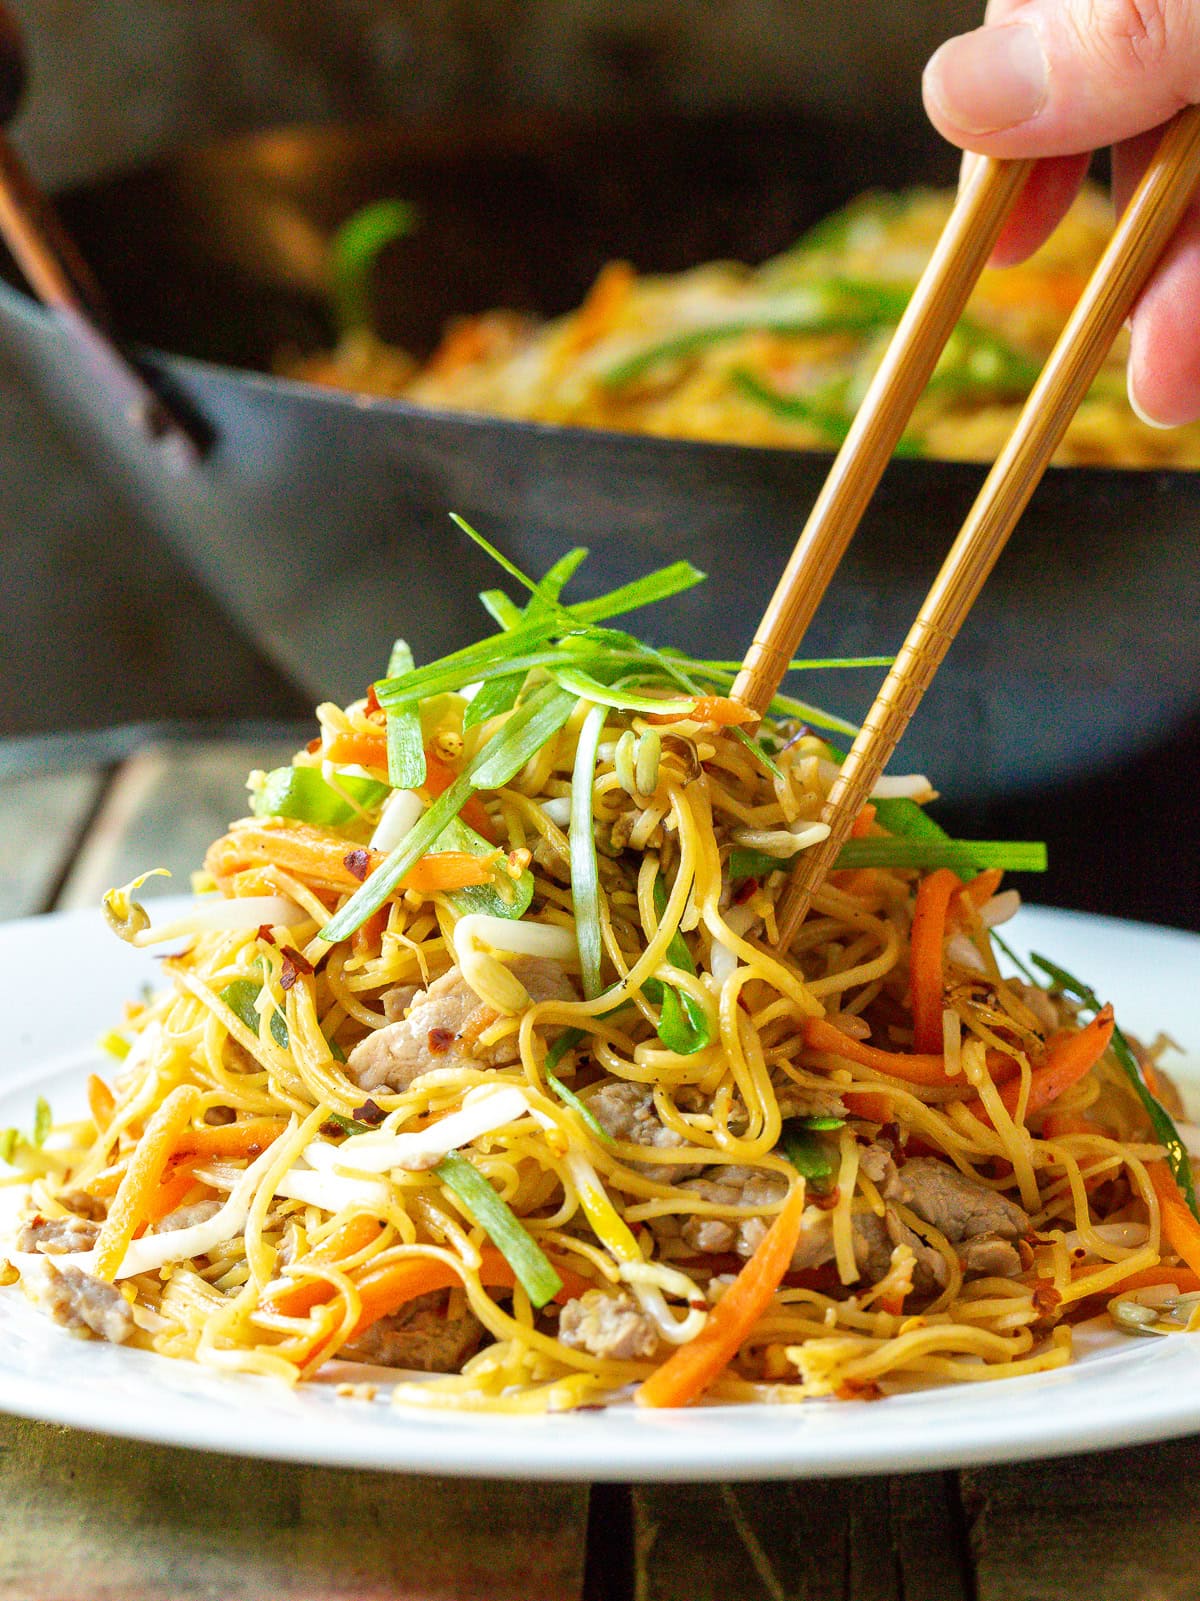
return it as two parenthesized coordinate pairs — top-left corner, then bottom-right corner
(434, 1151), (563, 1308)
(12, 529), (1192, 1416)
(252, 765), (390, 829)
(1031, 953), (1198, 1219)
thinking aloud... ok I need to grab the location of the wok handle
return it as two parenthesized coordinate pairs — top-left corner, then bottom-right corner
(0, 2), (207, 467)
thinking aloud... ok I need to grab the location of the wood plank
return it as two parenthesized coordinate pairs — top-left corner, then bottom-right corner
(57, 739), (298, 912)
(0, 1416), (588, 1601)
(0, 767), (106, 921)
(632, 1474), (970, 1601)
(964, 1435), (1200, 1601)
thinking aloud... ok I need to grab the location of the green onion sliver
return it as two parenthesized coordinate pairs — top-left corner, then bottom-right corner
(544, 1068), (615, 1147)
(570, 703), (608, 998)
(385, 640), (425, 788)
(321, 683), (577, 942)
(1030, 953), (1199, 1220)
(834, 839), (1047, 873)
(435, 1150), (563, 1307)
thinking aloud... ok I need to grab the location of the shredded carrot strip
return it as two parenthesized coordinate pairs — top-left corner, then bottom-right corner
(842, 1090), (892, 1123)
(850, 804), (877, 839)
(562, 260), (636, 355)
(323, 732), (388, 770)
(1040, 1111), (1104, 1139)
(402, 852), (493, 892)
(1079, 1264), (1200, 1294)
(420, 751), (497, 841)
(206, 822), (490, 897)
(803, 1016), (1019, 1091)
(92, 1085), (199, 1280)
(1148, 1160), (1200, 1278)
(645, 695), (754, 727)
(172, 1118), (288, 1161)
(268, 1215), (388, 1318)
(964, 1006), (1114, 1127)
(138, 1160), (205, 1226)
(951, 868), (1004, 927)
(636, 1181), (808, 1409)
(909, 868), (963, 1052)
(347, 1247), (590, 1341)
(426, 315), (494, 377)
(803, 1016), (951, 1086)
(206, 822), (377, 892)
(352, 906), (390, 960)
(87, 1074), (115, 1132)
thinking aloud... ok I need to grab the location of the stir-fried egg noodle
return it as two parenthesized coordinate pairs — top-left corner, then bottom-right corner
(290, 185), (1200, 468)
(5, 546), (1198, 1412)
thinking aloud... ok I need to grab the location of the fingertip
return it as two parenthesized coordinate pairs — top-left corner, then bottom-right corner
(1127, 209), (1200, 428)
(988, 154), (1091, 266)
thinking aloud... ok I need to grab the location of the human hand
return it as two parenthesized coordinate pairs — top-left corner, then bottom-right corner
(923, 1), (1200, 426)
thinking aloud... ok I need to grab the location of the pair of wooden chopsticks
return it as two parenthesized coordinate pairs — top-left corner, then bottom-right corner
(732, 105), (1200, 947)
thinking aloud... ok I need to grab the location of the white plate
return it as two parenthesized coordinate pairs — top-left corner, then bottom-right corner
(2, 899), (1199, 1479)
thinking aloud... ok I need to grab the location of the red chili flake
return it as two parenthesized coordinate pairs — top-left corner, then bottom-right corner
(835, 1380), (883, 1402)
(810, 1185), (841, 1212)
(734, 876), (759, 905)
(256, 924), (276, 946)
(343, 848), (372, 882)
(306, 737), (321, 755)
(279, 945), (314, 991)
(1031, 1280), (1062, 1317)
(352, 1098), (386, 1127)
(364, 683), (382, 718)
(427, 1028), (455, 1056)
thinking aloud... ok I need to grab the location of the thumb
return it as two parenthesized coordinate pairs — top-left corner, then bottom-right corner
(923, 1), (1200, 157)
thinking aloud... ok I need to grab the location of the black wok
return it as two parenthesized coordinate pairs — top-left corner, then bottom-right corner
(0, 113), (1194, 801)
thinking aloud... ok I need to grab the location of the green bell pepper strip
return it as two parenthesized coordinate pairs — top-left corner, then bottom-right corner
(781, 1121), (837, 1183)
(642, 878), (712, 1055)
(251, 765), (390, 829)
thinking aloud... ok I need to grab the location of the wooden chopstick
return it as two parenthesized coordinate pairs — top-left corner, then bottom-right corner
(0, 131), (205, 466)
(774, 103), (1200, 947)
(731, 153), (1033, 717)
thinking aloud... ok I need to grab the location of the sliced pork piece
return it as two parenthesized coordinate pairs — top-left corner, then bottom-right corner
(16, 1214), (100, 1254)
(343, 1290), (483, 1372)
(960, 1232), (1023, 1278)
(586, 1082), (705, 1185)
(677, 1166), (789, 1256)
(558, 1289), (658, 1360)
(672, 1163), (946, 1293)
(33, 1261), (135, 1344)
(851, 1211), (948, 1295)
(857, 1143), (909, 1202)
(349, 957), (576, 1093)
(901, 1158), (1029, 1245)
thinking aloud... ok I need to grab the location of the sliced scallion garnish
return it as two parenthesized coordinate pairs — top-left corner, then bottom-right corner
(544, 1068), (616, 1147)
(1030, 953), (1198, 1221)
(321, 682), (578, 942)
(385, 640), (426, 788)
(570, 703), (608, 998)
(435, 1150), (563, 1307)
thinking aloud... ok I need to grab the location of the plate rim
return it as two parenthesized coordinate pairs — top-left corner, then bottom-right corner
(1, 899), (1198, 1480)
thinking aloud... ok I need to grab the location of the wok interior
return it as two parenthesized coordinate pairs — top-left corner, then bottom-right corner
(22, 112), (957, 372)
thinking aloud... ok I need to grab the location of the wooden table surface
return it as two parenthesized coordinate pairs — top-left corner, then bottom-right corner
(3, 726), (1199, 1601)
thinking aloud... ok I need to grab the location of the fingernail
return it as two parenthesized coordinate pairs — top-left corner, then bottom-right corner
(925, 24), (1048, 134)
(1128, 366), (1173, 430)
